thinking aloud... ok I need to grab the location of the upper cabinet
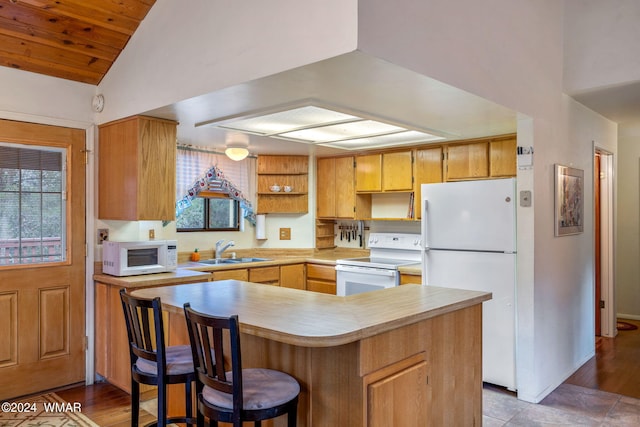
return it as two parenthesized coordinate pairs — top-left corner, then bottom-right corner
(413, 146), (444, 219)
(445, 141), (489, 180)
(317, 156), (355, 219)
(444, 136), (517, 181)
(257, 155), (308, 214)
(355, 154), (382, 192)
(489, 137), (517, 177)
(98, 115), (177, 221)
(356, 151), (413, 193)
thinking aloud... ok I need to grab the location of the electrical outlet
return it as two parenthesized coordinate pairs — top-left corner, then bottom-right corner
(279, 228), (291, 240)
(149, 229), (155, 239)
(97, 228), (109, 244)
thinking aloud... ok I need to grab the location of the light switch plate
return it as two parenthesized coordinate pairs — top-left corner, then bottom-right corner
(279, 228), (291, 240)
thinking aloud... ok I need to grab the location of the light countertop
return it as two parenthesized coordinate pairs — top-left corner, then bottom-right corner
(131, 280), (490, 347)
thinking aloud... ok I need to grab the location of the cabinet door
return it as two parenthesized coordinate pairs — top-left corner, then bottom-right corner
(98, 116), (176, 220)
(400, 274), (422, 285)
(335, 156), (355, 218)
(316, 158), (336, 218)
(414, 147), (443, 219)
(212, 269), (248, 281)
(280, 264), (306, 290)
(249, 266), (280, 286)
(356, 154), (382, 192)
(367, 360), (428, 427)
(490, 138), (517, 177)
(446, 141), (489, 180)
(382, 151), (413, 191)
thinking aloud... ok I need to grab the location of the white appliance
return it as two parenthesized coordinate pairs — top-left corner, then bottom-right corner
(102, 240), (178, 276)
(336, 233), (422, 296)
(421, 178), (517, 390)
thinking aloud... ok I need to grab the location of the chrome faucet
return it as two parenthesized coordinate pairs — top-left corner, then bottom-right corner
(215, 239), (235, 260)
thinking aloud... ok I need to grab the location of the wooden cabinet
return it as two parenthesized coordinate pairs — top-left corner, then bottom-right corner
(400, 273), (422, 285)
(382, 151), (413, 191)
(98, 115), (177, 220)
(212, 269), (248, 281)
(317, 156), (355, 218)
(445, 136), (517, 181)
(257, 155), (308, 213)
(249, 266), (280, 286)
(445, 141), (489, 180)
(413, 146), (443, 219)
(490, 137), (517, 177)
(355, 151), (413, 193)
(306, 263), (336, 294)
(355, 154), (382, 192)
(280, 263), (306, 290)
(364, 355), (429, 426)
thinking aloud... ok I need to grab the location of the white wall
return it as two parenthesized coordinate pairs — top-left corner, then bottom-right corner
(563, 0), (640, 93)
(96, 0), (359, 124)
(356, 0), (617, 402)
(0, 67), (95, 126)
(616, 127), (640, 319)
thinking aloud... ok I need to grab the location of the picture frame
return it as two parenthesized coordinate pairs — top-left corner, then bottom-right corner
(554, 164), (584, 236)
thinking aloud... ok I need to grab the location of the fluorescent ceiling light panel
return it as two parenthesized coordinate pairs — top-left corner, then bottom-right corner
(201, 104), (446, 150)
(323, 130), (445, 150)
(279, 120), (404, 143)
(218, 106), (357, 135)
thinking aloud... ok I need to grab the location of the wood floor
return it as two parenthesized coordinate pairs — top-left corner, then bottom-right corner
(47, 319), (640, 425)
(565, 318), (640, 399)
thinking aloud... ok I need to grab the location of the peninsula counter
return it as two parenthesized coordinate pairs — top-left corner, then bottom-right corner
(132, 280), (491, 426)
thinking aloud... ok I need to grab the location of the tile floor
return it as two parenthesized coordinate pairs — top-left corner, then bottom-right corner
(483, 383), (640, 426)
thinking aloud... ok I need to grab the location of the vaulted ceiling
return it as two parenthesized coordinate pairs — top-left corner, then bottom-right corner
(0, 0), (155, 84)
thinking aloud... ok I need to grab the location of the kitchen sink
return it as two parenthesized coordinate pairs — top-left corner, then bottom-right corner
(198, 257), (271, 265)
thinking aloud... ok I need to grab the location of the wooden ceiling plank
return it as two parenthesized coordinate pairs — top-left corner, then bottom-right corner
(0, 33), (112, 75)
(0, 52), (102, 84)
(16, 0), (142, 35)
(61, 0), (156, 22)
(0, 3), (131, 49)
(0, 15), (120, 62)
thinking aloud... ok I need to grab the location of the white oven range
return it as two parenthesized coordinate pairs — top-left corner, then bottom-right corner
(336, 233), (422, 296)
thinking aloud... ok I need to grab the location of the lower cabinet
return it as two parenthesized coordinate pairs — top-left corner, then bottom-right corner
(249, 266), (280, 286)
(306, 263), (336, 294)
(400, 273), (422, 285)
(280, 263), (306, 289)
(212, 268), (248, 281)
(364, 354), (429, 427)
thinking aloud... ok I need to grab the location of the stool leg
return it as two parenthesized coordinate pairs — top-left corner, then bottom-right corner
(157, 382), (167, 427)
(185, 380), (193, 426)
(131, 380), (140, 427)
(288, 405), (297, 427)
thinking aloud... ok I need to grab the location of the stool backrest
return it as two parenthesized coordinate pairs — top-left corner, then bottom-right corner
(120, 289), (167, 369)
(184, 303), (243, 411)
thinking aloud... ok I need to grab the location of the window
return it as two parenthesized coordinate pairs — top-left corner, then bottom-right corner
(177, 195), (240, 231)
(0, 143), (66, 266)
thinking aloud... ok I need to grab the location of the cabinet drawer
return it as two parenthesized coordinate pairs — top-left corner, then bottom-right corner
(212, 269), (248, 281)
(306, 279), (336, 295)
(306, 264), (336, 281)
(249, 266), (280, 283)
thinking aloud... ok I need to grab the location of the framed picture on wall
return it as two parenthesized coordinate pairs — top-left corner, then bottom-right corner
(555, 164), (584, 236)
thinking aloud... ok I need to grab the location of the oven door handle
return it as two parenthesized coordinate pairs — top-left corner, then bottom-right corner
(335, 265), (397, 277)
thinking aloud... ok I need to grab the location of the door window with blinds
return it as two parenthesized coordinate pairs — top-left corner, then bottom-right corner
(0, 143), (66, 266)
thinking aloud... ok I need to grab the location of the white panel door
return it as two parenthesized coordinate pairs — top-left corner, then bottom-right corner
(421, 178), (516, 252)
(423, 249), (516, 390)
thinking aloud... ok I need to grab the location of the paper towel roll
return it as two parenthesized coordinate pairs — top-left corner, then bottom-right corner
(255, 214), (266, 240)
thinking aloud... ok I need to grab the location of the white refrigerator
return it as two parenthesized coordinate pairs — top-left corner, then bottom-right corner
(421, 178), (517, 390)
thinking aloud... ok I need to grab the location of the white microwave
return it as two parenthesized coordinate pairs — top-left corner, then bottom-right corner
(102, 240), (178, 276)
